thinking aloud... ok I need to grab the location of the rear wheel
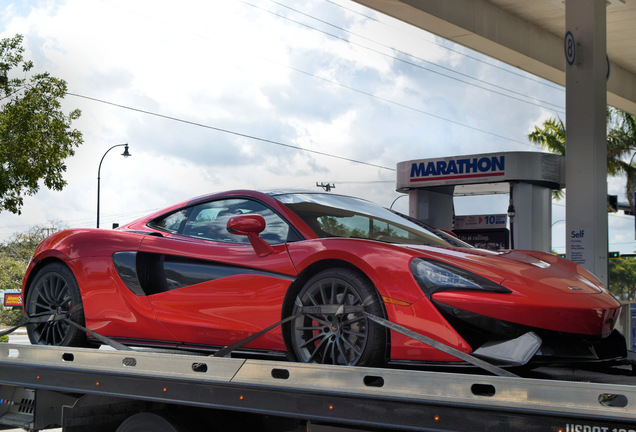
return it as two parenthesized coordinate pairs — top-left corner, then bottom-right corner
(25, 262), (88, 347)
(289, 268), (386, 366)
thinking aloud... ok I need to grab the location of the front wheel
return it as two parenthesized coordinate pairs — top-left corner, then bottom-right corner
(289, 268), (386, 366)
(25, 262), (89, 347)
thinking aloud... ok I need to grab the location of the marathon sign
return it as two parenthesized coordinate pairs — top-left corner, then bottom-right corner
(410, 155), (505, 182)
(396, 152), (565, 191)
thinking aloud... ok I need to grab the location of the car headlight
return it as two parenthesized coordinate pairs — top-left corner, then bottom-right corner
(411, 258), (511, 297)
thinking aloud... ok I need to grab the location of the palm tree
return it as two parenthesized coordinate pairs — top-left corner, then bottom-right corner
(608, 109), (636, 211)
(528, 118), (566, 199)
(528, 107), (636, 211)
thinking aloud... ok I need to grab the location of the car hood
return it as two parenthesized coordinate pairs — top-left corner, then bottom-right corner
(400, 244), (608, 296)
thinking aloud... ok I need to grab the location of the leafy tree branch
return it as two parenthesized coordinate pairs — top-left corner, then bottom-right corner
(0, 34), (83, 214)
(528, 107), (636, 210)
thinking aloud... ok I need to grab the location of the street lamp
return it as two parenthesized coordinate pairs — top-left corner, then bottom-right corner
(97, 143), (131, 228)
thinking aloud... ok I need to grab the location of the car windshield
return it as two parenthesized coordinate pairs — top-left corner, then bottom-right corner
(273, 192), (469, 248)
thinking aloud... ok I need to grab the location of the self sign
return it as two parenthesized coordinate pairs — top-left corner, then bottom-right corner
(571, 230), (585, 239)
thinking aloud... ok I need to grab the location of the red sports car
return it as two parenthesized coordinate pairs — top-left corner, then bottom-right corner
(22, 190), (625, 367)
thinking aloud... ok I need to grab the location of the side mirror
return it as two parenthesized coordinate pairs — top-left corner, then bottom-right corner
(227, 214), (274, 257)
(227, 214), (266, 235)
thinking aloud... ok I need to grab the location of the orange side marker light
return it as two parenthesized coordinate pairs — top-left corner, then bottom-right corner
(381, 296), (412, 307)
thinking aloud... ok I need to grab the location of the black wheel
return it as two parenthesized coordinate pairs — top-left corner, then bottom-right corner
(289, 268), (386, 366)
(25, 262), (88, 347)
(116, 413), (188, 432)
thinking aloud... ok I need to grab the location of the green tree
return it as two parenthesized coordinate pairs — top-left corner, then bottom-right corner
(0, 34), (83, 214)
(319, 216), (350, 237)
(0, 256), (25, 292)
(528, 107), (636, 208)
(0, 224), (55, 336)
(608, 257), (636, 301)
(0, 224), (62, 292)
(608, 109), (636, 211)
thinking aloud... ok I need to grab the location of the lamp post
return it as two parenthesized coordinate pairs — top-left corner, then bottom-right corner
(97, 143), (131, 228)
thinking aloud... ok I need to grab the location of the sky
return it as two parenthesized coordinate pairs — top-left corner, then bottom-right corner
(0, 0), (634, 254)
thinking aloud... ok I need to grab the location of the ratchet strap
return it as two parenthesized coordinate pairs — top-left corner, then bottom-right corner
(212, 297), (516, 377)
(0, 324), (23, 339)
(5, 298), (515, 376)
(361, 312), (517, 377)
(212, 313), (302, 358)
(2, 304), (133, 351)
(212, 296), (379, 358)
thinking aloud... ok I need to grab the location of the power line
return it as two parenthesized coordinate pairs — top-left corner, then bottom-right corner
(284, 64), (535, 147)
(323, 0), (564, 93)
(101, 0), (564, 115)
(0, 196), (171, 238)
(66, 92), (395, 171)
(270, 0), (564, 112)
(96, 0), (538, 148)
(244, 0), (565, 114)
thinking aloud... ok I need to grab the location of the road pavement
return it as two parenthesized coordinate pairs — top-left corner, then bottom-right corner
(6, 331), (29, 345)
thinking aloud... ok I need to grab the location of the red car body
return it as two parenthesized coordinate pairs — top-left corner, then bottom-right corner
(21, 190), (625, 367)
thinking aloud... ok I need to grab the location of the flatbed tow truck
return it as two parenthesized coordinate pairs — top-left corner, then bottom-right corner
(2, 317), (636, 432)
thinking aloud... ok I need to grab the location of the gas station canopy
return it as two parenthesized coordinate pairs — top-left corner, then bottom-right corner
(353, 0), (636, 116)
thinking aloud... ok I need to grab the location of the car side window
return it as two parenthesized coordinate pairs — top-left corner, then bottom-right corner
(151, 208), (190, 233)
(175, 198), (293, 245)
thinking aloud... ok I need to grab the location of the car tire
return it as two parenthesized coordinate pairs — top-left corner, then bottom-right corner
(116, 412), (191, 432)
(25, 262), (89, 347)
(289, 268), (386, 366)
